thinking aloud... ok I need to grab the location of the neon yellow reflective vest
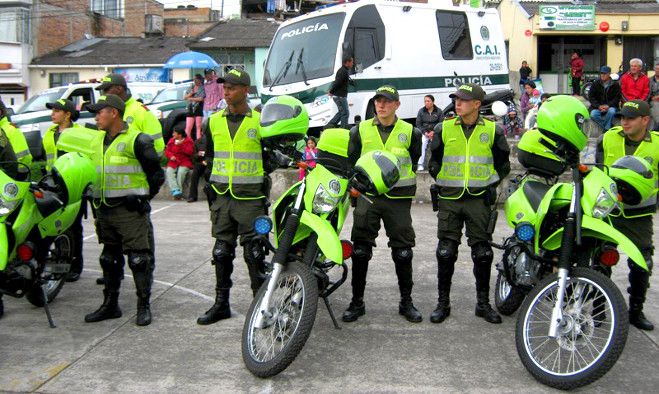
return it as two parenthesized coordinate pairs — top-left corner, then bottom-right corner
(124, 96), (164, 158)
(436, 117), (499, 199)
(0, 117), (32, 166)
(209, 109), (264, 200)
(359, 118), (415, 198)
(93, 127), (149, 207)
(44, 123), (82, 170)
(603, 127), (659, 217)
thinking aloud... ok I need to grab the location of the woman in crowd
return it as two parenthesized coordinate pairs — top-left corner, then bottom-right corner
(415, 94), (442, 171)
(184, 74), (205, 139)
(165, 126), (194, 200)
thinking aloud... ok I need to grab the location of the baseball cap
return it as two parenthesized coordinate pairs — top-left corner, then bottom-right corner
(373, 85), (399, 101)
(95, 73), (127, 91)
(46, 99), (76, 113)
(616, 99), (651, 118)
(204, 68), (215, 75)
(449, 83), (485, 101)
(600, 65), (612, 74)
(217, 69), (250, 86)
(86, 94), (126, 113)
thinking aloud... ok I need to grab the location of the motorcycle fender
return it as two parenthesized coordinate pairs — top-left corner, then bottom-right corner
(298, 210), (343, 264)
(0, 224), (7, 271)
(541, 215), (648, 271)
(38, 200), (81, 238)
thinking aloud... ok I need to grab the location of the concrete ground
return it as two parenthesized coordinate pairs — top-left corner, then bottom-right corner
(0, 200), (657, 393)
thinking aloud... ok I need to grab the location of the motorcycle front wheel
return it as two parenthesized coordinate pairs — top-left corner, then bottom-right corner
(515, 267), (628, 390)
(242, 259), (319, 377)
(26, 230), (75, 307)
(495, 271), (526, 316)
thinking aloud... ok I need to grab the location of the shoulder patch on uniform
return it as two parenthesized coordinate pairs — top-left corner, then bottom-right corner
(116, 142), (126, 152)
(126, 116), (134, 124)
(480, 132), (490, 143)
(247, 129), (257, 139)
(398, 133), (407, 143)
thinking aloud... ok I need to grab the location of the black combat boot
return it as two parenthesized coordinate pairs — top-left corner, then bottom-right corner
(630, 301), (654, 331)
(133, 263), (154, 327)
(136, 294), (152, 326)
(342, 250), (369, 322)
(244, 245), (267, 297)
(628, 264), (654, 330)
(399, 291), (423, 323)
(197, 289), (231, 325)
(430, 258), (454, 324)
(475, 290), (502, 324)
(85, 290), (122, 322)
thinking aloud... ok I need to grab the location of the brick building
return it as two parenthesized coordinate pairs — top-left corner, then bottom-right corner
(164, 5), (219, 38)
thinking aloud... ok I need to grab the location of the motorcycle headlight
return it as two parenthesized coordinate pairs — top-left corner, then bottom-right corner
(312, 183), (340, 215)
(0, 195), (19, 216)
(592, 187), (618, 219)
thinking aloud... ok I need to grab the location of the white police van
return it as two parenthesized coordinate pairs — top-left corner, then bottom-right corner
(261, 0), (510, 129)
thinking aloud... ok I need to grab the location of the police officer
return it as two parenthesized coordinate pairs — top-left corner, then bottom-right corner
(95, 73), (164, 286)
(0, 120), (18, 320)
(596, 99), (658, 331)
(84, 95), (164, 326)
(0, 99), (32, 169)
(428, 83), (510, 324)
(197, 69), (277, 325)
(43, 99), (85, 282)
(343, 85), (424, 323)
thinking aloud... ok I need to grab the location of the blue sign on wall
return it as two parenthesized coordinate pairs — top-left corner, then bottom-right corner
(114, 68), (169, 82)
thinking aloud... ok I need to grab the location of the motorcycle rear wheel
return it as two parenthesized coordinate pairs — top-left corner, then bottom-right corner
(242, 251), (319, 377)
(25, 230), (75, 307)
(515, 267), (628, 390)
(495, 271), (526, 316)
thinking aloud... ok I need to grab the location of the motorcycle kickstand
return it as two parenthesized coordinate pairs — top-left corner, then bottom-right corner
(41, 285), (57, 328)
(322, 296), (341, 329)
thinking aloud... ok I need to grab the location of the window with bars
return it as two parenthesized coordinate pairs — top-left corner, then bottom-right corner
(216, 53), (246, 76)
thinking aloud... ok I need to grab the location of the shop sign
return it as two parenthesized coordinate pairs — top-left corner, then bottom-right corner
(539, 5), (595, 31)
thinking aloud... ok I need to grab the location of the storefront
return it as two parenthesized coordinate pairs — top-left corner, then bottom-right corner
(497, 0), (659, 94)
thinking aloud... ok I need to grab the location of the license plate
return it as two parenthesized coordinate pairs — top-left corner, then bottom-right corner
(44, 264), (70, 274)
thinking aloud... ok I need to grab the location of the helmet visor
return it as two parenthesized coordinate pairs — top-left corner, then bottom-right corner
(611, 156), (653, 179)
(374, 154), (399, 188)
(260, 103), (301, 127)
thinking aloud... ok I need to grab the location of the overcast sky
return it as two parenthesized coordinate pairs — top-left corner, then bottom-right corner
(157, 0), (242, 17)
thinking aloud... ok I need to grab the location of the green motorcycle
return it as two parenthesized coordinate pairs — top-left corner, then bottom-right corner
(491, 97), (654, 389)
(0, 153), (97, 326)
(241, 96), (401, 377)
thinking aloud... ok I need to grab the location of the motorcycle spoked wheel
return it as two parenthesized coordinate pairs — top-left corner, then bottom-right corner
(515, 267), (628, 390)
(242, 241), (320, 377)
(25, 229), (75, 307)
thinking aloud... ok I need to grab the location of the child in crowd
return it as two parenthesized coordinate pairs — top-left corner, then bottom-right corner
(524, 89), (543, 130)
(503, 103), (524, 139)
(299, 137), (318, 180)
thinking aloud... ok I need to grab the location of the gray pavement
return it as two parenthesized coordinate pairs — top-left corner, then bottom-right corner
(0, 200), (657, 393)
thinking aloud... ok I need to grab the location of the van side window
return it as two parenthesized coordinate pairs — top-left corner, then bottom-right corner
(343, 5), (385, 71)
(68, 88), (94, 111)
(436, 11), (473, 60)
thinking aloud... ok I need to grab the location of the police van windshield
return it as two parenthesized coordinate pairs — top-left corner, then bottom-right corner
(263, 13), (346, 88)
(15, 88), (66, 114)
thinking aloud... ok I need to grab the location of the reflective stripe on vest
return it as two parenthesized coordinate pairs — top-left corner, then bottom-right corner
(209, 109), (264, 198)
(359, 119), (416, 196)
(93, 128), (149, 201)
(125, 97), (165, 157)
(436, 118), (499, 197)
(603, 127), (659, 217)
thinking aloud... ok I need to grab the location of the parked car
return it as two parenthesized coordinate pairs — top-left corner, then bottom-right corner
(12, 80), (171, 157)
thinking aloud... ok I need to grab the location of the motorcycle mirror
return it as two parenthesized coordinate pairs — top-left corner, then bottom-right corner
(492, 101), (508, 117)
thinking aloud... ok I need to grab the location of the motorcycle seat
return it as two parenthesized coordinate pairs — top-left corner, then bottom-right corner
(523, 181), (552, 212)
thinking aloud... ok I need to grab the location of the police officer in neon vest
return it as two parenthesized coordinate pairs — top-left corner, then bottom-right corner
(197, 69), (278, 325)
(428, 83), (510, 324)
(343, 85), (424, 323)
(94, 73), (165, 287)
(0, 99), (32, 170)
(84, 95), (164, 327)
(596, 99), (658, 331)
(43, 99), (85, 282)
